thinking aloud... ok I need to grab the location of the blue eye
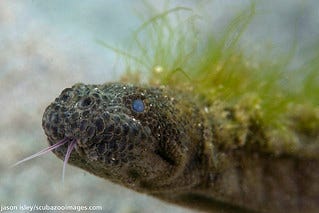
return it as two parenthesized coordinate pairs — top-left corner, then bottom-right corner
(132, 99), (144, 113)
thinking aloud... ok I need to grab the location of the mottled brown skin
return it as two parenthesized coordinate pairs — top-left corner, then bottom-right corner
(42, 83), (319, 213)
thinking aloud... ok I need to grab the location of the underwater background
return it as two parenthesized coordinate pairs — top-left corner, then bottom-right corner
(1, 0), (318, 212)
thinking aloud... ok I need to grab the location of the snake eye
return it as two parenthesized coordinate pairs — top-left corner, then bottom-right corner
(132, 99), (144, 113)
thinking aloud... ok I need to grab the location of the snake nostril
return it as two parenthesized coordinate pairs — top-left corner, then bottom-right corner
(78, 96), (94, 109)
(59, 88), (74, 103)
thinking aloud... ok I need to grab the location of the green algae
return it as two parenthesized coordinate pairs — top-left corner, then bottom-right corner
(98, 3), (319, 157)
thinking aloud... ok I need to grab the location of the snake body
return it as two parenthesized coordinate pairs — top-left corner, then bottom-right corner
(42, 82), (319, 213)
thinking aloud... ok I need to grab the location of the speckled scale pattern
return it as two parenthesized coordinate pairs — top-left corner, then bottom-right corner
(42, 82), (319, 213)
(42, 82), (204, 191)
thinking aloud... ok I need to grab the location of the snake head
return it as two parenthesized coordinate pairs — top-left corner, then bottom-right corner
(42, 82), (205, 192)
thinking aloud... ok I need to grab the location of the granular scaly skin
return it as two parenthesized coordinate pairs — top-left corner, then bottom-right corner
(42, 83), (319, 213)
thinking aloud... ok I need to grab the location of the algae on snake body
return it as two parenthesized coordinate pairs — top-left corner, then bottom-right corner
(39, 81), (318, 213)
(98, 4), (319, 212)
(113, 4), (319, 158)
